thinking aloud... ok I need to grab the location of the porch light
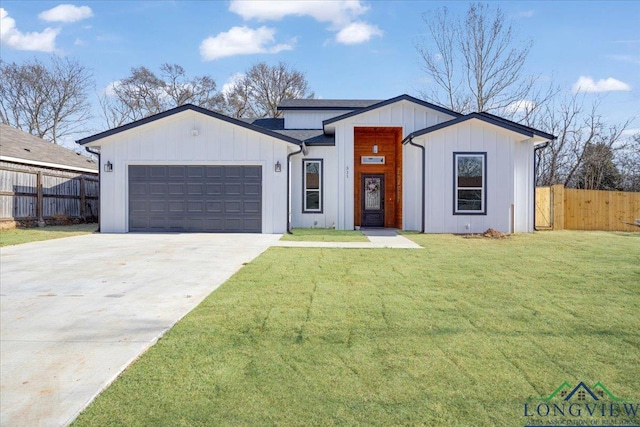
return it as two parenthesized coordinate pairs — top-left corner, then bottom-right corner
(373, 144), (378, 154)
(104, 161), (113, 172)
(275, 161), (282, 172)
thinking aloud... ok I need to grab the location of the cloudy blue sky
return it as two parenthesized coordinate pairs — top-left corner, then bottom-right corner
(1, 0), (639, 141)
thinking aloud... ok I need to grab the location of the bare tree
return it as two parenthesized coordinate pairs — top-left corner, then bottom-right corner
(533, 93), (633, 188)
(223, 62), (314, 118)
(0, 57), (93, 143)
(416, 3), (542, 115)
(100, 64), (224, 128)
(618, 133), (640, 192)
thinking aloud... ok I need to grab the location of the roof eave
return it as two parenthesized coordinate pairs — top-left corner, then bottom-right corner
(322, 94), (461, 130)
(76, 104), (302, 146)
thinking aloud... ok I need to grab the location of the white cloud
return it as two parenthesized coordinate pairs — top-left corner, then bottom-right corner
(221, 73), (245, 95)
(229, 0), (380, 45)
(229, 0), (368, 27)
(38, 4), (93, 23)
(515, 10), (534, 18)
(335, 21), (382, 45)
(199, 26), (293, 61)
(572, 76), (632, 93)
(0, 8), (59, 52)
(505, 99), (536, 115)
(103, 80), (121, 97)
(607, 54), (640, 66)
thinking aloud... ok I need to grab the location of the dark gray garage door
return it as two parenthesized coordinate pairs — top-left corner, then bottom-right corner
(129, 165), (262, 233)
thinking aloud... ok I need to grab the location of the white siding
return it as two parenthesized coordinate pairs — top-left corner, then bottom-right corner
(283, 110), (353, 129)
(415, 119), (535, 234)
(329, 100), (457, 230)
(290, 146), (338, 228)
(94, 110), (295, 233)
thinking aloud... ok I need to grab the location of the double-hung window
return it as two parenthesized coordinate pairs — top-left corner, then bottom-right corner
(454, 152), (486, 214)
(303, 159), (322, 213)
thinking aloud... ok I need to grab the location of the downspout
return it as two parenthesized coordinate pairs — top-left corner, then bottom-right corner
(533, 141), (550, 231)
(84, 146), (101, 232)
(286, 142), (306, 234)
(402, 134), (425, 233)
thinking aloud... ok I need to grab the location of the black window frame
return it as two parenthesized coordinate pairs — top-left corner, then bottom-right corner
(302, 159), (323, 213)
(453, 152), (487, 215)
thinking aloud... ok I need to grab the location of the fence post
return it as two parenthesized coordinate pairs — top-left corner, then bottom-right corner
(80, 176), (86, 219)
(36, 171), (44, 227)
(552, 184), (564, 230)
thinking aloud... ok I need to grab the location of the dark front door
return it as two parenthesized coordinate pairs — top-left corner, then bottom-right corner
(361, 174), (385, 227)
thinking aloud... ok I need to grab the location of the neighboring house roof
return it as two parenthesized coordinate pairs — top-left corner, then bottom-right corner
(409, 112), (556, 141)
(0, 123), (98, 173)
(278, 99), (382, 110)
(323, 94), (462, 127)
(76, 104), (303, 146)
(251, 118), (335, 145)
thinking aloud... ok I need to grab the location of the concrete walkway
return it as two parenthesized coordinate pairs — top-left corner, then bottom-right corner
(0, 233), (280, 427)
(273, 229), (422, 249)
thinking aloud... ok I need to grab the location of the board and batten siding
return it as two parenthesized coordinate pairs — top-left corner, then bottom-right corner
(290, 146), (338, 228)
(331, 100), (457, 230)
(414, 119), (535, 234)
(93, 110), (293, 233)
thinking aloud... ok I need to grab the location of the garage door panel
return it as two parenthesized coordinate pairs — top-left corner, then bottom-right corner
(149, 201), (168, 212)
(243, 167), (261, 179)
(206, 167), (223, 178)
(224, 183), (242, 195)
(130, 183), (148, 196)
(242, 218), (261, 231)
(168, 183), (184, 195)
(167, 167), (185, 178)
(244, 200), (261, 213)
(129, 165), (261, 233)
(150, 167), (168, 178)
(244, 183), (261, 196)
(206, 201), (223, 213)
(224, 166), (243, 179)
(206, 183), (223, 195)
(187, 167), (205, 178)
(149, 183), (167, 195)
(224, 200), (241, 213)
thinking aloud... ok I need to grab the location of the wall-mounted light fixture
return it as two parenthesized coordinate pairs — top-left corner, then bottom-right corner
(275, 161), (282, 173)
(191, 129), (199, 136)
(104, 161), (113, 172)
(373, 144), (378, 154)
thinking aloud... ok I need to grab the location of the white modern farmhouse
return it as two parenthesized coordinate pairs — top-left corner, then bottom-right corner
(78, 94), (555, 234)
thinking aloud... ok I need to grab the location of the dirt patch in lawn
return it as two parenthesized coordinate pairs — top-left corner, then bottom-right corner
(464, 228), (508, 239)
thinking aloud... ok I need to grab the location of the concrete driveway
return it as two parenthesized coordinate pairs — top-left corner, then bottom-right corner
(0, 232), (280, 427)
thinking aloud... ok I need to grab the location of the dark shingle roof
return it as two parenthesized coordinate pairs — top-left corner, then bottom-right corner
(323, 94), (461, 126)
(409, 112), (556, 141)
(249, 119), (334, 145)
(278, 99), (383, 110)
(76, 104), (302, 146)
(0, 124), (98, 172)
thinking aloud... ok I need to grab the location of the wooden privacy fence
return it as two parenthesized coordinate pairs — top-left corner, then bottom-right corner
(0, 162), (98, 226)
(535, 185), (640, 232)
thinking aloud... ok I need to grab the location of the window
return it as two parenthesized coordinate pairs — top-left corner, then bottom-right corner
(303, 159), (322, 213)
(454, 152), (486, 214)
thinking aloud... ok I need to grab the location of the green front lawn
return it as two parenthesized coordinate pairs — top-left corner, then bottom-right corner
(73, 231), (640, 426)
(280, 227), (369, 242)
(0, 223), (97, 247)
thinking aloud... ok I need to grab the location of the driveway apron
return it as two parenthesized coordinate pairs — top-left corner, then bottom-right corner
(0, 233), (280, 427)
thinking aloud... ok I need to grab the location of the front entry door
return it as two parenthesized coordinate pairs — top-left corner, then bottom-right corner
(361, 174), (385, 227)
